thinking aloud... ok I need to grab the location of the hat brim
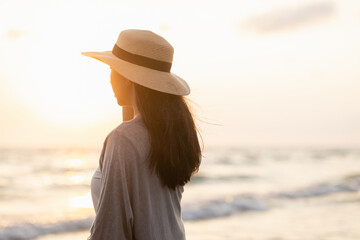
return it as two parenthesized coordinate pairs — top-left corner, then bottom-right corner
(81, 51), (190, 96)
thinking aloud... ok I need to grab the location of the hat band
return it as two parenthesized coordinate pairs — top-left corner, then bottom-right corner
(112, 44), (172, 72)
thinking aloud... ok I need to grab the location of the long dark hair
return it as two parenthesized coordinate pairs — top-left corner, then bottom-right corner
(133, 83), (203, 190)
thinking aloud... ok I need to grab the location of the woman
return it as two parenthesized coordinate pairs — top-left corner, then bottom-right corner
(81, 29), (202, 240)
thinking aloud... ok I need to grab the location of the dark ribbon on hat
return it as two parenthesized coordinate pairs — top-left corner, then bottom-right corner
(112, 44), (172, 72)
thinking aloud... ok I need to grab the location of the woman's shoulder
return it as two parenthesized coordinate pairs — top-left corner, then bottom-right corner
(106, 116), (150, 150)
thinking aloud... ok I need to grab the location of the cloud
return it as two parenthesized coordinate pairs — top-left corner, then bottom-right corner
(240, 0), (336, 34)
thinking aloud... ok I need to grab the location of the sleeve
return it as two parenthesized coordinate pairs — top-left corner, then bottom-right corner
(87, 131), (138, 240)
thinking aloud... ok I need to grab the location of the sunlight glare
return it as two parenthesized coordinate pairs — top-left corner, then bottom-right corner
(69, 192), (93, 209)
(68, 175), (85, 184)
(65, 158), (84, 168)
(4, 2), (122, 128)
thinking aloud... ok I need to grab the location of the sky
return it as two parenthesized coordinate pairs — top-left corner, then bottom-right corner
(0, 0), (359, 149)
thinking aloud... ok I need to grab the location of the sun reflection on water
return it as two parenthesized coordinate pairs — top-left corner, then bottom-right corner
(65, 158), (84, 168)
(68, 175), (85, 184)
(69, 192), (93, 209)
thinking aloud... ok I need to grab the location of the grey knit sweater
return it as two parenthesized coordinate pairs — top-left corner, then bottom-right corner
(88, 115), (186, 240)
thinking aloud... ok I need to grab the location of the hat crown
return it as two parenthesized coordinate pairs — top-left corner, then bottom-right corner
(115, 29), (174, 63)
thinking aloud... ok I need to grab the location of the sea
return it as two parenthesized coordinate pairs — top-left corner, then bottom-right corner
(0, 147), (359, 240)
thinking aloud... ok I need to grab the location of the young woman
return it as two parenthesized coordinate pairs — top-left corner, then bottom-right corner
(82, 29), (202, 240)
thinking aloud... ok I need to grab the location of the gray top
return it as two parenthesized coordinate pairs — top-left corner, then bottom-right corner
(88, 115), (186, 240)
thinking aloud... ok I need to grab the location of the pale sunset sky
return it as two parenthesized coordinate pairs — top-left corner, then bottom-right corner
(0, 0), (359, 149)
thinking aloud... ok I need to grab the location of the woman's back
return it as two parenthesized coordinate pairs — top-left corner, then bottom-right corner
(82, 29), (201, 240)
(89, 115), (186, 240)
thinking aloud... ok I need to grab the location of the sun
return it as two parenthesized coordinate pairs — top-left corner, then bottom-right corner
(2, 4), (124, 128)
(17, 43), (119, 127)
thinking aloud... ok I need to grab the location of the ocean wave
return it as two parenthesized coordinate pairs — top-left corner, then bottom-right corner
(0, 194), (269, 240)
(0, 218), (92, 240)
(182, 194), (268, 221)
(189, 174), (258, 184)
(270, 173), (360, 199)
(1, 173), (360, 240)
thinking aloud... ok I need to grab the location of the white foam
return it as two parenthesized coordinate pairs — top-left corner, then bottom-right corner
(0, 218), (93, 240)
(271, 174), (360, 199)
(182, 194), (268, 221)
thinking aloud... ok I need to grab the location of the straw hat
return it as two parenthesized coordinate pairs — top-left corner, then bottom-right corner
(81, 29), (190, 96)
